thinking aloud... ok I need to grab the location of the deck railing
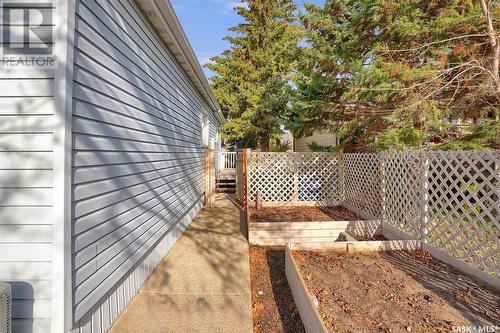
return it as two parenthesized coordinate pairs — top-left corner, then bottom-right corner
(222, 152), (236, 169)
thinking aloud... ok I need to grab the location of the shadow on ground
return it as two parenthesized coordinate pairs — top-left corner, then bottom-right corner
(381, 251), (500, 326)
(109, 193), (253, 333)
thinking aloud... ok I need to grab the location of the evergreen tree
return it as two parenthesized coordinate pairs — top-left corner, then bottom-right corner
(292, 0), (500, 151)
(207, 0), (301, 151)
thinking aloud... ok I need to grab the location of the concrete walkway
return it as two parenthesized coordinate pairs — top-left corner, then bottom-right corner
(109, 194), (252, 333)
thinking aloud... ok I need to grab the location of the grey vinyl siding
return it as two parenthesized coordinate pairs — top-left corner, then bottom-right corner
(71, 0), (214, 326)
(0, 79), (55, 332)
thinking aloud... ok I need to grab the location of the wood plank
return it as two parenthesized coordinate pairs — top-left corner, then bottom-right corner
(285, 245), (328, 333)
(289, 242), (348, 252)
(290, 240), (421, 252)
(249, 237), (337, 247)
(249, 221), (350, 230)
(205, 149), (215, 207)
(251, 229), (344, 238)
(249, 220), (381, 231)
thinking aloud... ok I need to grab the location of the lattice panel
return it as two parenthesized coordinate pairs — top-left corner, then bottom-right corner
(344, 153), (383, 218)
(246, 150), (499, 279)
(248, 153), (295, 202)
(247, 152), (343, 204)
(425, 151), (499, 277)
(383, 151), (424, 238)
(297, 153), (343, 203)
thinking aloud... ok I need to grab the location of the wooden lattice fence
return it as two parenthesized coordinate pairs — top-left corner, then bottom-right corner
(382, 151), (426, 239)
(424, 151), (499, 277)
(247, 152), (343, 205)
(344, 153), (383, 219)
(245, 150), (499, 279)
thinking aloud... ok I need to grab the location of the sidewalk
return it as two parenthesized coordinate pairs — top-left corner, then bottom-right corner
(109, 194), (252, 333)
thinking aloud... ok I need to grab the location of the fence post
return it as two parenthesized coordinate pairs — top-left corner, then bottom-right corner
(379, 152), (387, 221)
(420, 151), (430, 242)
(340, 153), (345, 202)
(245, 149), (251, 206)
(205, 149), (216, 207)
(292, 153), (299, 204)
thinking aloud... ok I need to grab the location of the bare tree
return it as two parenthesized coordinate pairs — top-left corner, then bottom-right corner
(480, 0), (500, 103)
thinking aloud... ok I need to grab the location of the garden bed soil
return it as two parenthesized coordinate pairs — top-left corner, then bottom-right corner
(293, 250), (500, 333)
(249, 245), (305, 333)
(353, 234), (388, 241)
(249, 206), (361, 223)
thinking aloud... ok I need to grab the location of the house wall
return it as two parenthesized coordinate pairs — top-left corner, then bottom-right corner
(0, 23), (56, 333)
(294, 132), (338, 152)
(0, 73), (55, 333)
(70, 0), (218, 331)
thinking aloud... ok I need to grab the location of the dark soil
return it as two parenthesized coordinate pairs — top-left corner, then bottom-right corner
(294, 250), (500, 333)
(355, 235), (388, 241)
(249, 206), (361, 223)
(249, 245), (305, 333)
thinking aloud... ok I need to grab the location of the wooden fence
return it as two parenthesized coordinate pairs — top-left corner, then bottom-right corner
(247, 152), (343, 206)
(245, 150), (500, 279)
(235, 149), (248, 207)
(222, 151), (236, 169)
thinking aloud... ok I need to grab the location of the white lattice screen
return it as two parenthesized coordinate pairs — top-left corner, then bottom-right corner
(344, 153), (383, 218)
(383, 151), (425, 238)
(245, 150), (499, 279)
(425, 151), (499, 276)
(247, 152), (343, 205)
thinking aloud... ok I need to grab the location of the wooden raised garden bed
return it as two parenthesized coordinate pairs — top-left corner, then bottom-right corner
(247, 205), (385, 246)
(285, 243), (500, 333)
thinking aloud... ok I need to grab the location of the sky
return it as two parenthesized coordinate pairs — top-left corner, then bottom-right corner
(171, 0), (324, 78)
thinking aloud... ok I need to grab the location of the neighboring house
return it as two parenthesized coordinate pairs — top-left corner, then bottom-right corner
(294, 131), (339, 152)
(0, 1), (224, 332)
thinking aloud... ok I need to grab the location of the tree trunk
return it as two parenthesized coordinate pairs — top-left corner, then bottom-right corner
(260, 133), (270, 152)
(480, 0), (500, 103)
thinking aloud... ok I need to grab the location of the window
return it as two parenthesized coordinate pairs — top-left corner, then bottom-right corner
(201, 111), (210, 147)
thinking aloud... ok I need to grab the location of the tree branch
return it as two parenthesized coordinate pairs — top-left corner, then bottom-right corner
(480, 0), (500, 102)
